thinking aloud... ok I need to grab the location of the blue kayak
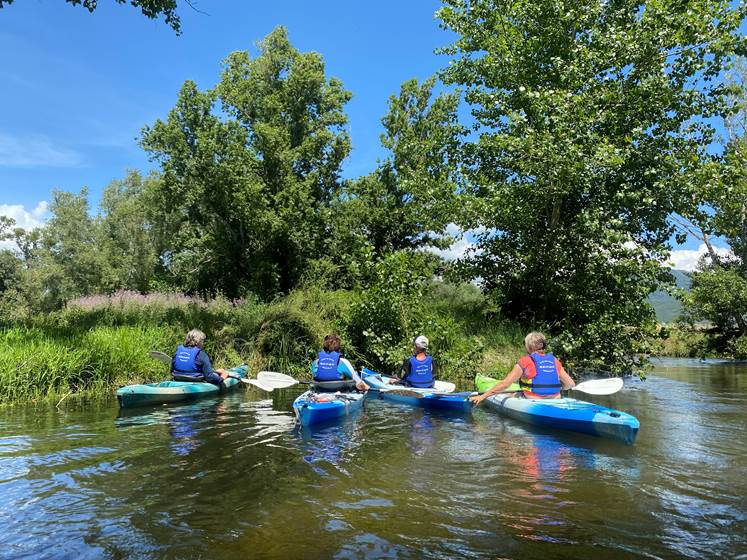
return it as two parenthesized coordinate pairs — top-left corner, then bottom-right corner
(116, 365), (248, 408)
(484, 393), (640, 445)
(362, 368), (473, 413)
(292, 390), (366, 427)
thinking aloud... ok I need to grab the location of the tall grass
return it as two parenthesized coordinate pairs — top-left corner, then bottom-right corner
(0, 285), (526, 404)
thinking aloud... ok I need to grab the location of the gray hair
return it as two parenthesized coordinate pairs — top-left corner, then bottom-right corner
(184, 329), (206, 348)
(524, 332), (547, 353)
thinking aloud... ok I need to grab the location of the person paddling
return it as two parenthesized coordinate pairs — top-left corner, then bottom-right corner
(312, 333), (368, 391)
(171, 329), (230, 388)
(390, 335), (437, 388)
(470, 332), (575, 405)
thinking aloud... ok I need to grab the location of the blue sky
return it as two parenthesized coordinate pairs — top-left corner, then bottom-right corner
(0, 0), (732, 269)
(0, 0), (448, 208)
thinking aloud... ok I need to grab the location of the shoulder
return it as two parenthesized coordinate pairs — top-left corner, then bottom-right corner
(517, 355), (533, 368)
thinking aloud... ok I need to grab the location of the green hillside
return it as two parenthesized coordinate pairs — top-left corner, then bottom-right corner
(649, 269), (691, 323)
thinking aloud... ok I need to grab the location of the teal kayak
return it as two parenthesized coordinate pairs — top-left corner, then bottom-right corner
(292, 390), (366, 427)
(362, 368), (472, 413)
(116, 365), (248, 408)
(483, 393), (640, 445)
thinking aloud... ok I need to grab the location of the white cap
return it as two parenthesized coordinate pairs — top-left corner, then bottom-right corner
(413, 335), (429, 350)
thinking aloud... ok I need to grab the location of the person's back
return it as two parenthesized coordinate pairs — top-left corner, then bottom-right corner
(470, 331), (575, 406)
(171, 329), (229, 388)
(312, 333), (368, 391)
(398, 335), (437, 389)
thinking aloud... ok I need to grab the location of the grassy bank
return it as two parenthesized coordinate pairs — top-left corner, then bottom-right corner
(656, 325), (747, 360)
(0, 284), (527, 405)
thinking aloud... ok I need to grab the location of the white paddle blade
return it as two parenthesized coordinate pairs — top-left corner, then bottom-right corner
(241, 378), (274, 392)
(254, 377), (298, 389)
(572, 377), (624, 396)
(149, 351), (172, 364)
(434, 380), (456, 393)
(258, 371), (298, 384)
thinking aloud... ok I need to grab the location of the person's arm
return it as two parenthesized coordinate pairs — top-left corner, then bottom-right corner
(391, 358), (409, 384)
(339, 357), (368, 390)
(199, 351), (228, 379)
(558, 366), (575, 390)
(469, 364), (523, 405)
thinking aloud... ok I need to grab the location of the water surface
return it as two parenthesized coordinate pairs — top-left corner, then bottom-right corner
(0, 358), (745, 559)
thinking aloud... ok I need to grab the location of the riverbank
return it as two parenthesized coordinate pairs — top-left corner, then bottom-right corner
(0, 284), (526, 405)
(656, 325), (747, 360)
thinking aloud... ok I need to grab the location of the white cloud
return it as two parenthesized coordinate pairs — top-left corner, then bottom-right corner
(0, 201), (48, 250)
(429, 223), (483, 261)
(0, 132), (83, 168)
(667, 243), (734, 271)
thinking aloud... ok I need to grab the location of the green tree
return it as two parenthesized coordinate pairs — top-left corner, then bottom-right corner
(99, 170), (160, 293)
(438, 0), (746, 372)
(336, 78), (464, 259)
(0, 0), (182, 33)
(38, 188), (108, 308)
(679, 59), (747, 343)
(142, 27), (352, 298)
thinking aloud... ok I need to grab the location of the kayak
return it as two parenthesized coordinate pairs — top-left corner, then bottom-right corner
(116, 365), (248, 409)
(362, 368), (472, 413)
(292, 390), (365, 427)
(475, 373), (521, 393)
(483, 393), (640, 445)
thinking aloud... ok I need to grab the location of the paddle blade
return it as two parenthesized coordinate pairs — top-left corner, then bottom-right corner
(572, 377), (624, 396)
(434, 380), (456, 393)
(258, 371), (298, 385)
(149, 351), (172, 364)
(242, 378), (275, 392)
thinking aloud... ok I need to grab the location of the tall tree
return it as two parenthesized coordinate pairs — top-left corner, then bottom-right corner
(99, 170), (160, 293)
(680, 59), (747, 341)
(438, 0), (747, 372)
(337, 78), (464, 259)
(142, 27), (352, 298)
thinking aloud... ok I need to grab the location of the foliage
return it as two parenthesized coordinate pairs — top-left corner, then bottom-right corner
(98, 171), (160, 293)
(334, 78), (464, 260)
(347, 252), (437, 370)
(0, 0), (182, 33)
(681, 265), (747, 335)
(438, 0), (747, 373)
(141, 27), (352, 298)
(679, 59), (747, 341)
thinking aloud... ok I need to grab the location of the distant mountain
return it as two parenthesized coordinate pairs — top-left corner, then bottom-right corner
(649, 269), (691, 323)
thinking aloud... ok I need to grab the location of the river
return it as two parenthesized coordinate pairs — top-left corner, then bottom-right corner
(0, 359), (745, 559)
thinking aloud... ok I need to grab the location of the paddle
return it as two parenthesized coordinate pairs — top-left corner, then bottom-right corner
(567, 377), (624, 396)
(148, 351), (277, 391)
(257, 371), (361, 391)
(478, 377), (625, 399)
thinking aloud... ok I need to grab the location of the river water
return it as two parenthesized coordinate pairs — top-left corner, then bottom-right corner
(0, 359), (745, 559)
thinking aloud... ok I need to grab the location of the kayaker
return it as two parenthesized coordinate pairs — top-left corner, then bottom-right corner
(171, 329), (230, 388)
(312, 333), (368, 391)
(390, 335), (437, 388)
(470, 332), (575, 405)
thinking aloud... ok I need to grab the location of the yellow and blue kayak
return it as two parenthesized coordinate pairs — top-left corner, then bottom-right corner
(476, 374), (639, 444)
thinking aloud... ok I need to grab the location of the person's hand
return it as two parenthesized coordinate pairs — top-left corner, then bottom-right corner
(218, 369), (229, 380)
(469, 393), (486, 406)
(388, 377), (400, 384)
(356, 381), (369, 391)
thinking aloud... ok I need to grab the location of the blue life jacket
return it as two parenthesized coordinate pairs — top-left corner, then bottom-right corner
(314, 351), (342, 381)
(406, 355), (434, 388)
(520, 352), (562, 396)
(172, 345), (203, 380)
